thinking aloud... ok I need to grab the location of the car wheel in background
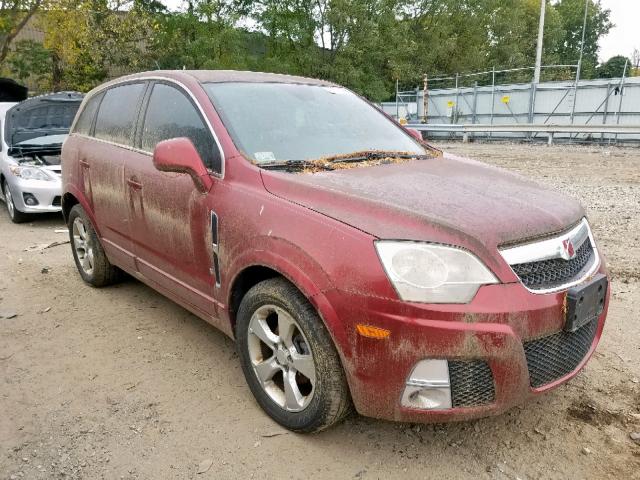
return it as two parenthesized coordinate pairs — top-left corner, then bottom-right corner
(236, 277), (352, 433)
(3, 180), (30, 224)
(68, 204), (122, 287)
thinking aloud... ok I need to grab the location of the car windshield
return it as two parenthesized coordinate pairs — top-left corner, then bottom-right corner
(203, 82), (425, 164)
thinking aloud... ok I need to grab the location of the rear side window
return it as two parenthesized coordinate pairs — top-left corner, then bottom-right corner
(94, 83), (144, 146)
(141, 83), (221, 173)
(74, 93), (102, 135)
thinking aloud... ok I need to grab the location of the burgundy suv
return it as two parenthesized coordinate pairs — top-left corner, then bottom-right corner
(61, 71), (609, 432)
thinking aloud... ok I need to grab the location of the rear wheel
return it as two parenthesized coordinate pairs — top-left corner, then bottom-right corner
(3, 180), (30, 224)
(68, 204), (122, 287)
(236, 277), (351, 432)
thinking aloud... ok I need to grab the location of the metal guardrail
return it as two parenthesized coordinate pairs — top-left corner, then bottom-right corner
(406, 123), (640, 144)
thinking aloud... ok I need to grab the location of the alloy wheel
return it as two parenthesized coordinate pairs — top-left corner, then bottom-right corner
(4, 182), (15, 219)
(72, 217), (95, 275)
(247, 305), (316, 412)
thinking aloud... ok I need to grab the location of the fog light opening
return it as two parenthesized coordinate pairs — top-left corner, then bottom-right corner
(401, 359), (452, 410)
(22, 193), (39, 206)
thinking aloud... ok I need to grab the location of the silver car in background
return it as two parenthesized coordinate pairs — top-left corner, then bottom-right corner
(0, 92), (83, 223)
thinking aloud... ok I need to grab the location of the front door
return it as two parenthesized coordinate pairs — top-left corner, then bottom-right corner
(125, 81), (224, 318)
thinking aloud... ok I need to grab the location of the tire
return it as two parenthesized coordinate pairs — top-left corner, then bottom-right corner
(236, 277), (352, 433)
(68, 204), (122, 287)
(3, 180), (30, 224)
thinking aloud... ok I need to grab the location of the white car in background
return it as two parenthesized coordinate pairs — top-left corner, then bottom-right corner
(0, 92), (83, 223)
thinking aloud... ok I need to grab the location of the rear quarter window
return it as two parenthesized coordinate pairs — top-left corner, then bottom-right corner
(73, 93), (102, 136)
(94, 83), (144, 146)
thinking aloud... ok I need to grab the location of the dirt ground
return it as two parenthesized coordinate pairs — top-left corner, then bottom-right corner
(1, 142), (639, 480)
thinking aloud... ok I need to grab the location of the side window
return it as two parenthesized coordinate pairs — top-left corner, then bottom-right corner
(73, 93), (102, 136)
(94, 83), (144, 146)
(141, 83), (221, 173)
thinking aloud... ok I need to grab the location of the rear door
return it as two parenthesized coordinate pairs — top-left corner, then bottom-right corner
(85, 82), (147, 270)
(125, 81), (223, 316)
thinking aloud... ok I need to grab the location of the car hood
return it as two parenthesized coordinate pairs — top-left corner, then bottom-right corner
(260, 153), (585, 274)
(4, 92), (83, 147)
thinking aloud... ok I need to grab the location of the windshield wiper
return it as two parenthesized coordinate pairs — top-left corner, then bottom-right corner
(322, 151), (432, 164)
(258, 160), (335, 172)
(258, 151), (432, 172)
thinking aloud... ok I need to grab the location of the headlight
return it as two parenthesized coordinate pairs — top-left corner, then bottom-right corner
(375, 241), (498, 303)
(9, 165), (53, 181)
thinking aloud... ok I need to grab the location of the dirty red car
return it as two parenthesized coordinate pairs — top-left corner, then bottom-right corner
(61, 70), (609, 433)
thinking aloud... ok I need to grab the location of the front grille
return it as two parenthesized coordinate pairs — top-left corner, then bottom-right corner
(449, 360), (495, 408)
(524, 318), (598, 388)
(52, 196), (61, 207)
(511, 239), (594, 290)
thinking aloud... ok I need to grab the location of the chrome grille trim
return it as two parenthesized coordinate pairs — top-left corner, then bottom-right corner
(499, 218), (600, 294)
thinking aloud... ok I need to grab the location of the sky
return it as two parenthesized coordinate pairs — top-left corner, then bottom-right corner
(598, 0), (638, 61)
(162, 0), (638, 62)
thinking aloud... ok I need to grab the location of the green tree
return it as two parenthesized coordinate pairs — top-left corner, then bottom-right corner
(4, 39), (52, 90)
(150, 0), (252, 71)
(244, 0), (415, 101)
(391, 0), (569, 88)
(597, 55), (630, 79)
(399, 0), (493, 82)
(486, 0), (564, 80)
(41, 0), (159, 91)
(0, 0), (44, 64)
(553, 0), (612, 79)
(3, 0), (621, 101)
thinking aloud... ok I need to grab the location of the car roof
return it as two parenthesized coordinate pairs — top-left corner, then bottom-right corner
(95, 70), (336, 92)
(180, 70), (335, 86)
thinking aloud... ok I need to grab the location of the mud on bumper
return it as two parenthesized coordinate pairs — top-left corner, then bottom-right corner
(324, 279), (609, 423)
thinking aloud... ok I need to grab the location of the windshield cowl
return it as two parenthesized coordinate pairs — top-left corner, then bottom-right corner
(257, 151), (434, 173)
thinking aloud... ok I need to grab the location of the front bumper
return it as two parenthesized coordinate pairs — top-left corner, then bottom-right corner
(325, 267), (609, 423)
(4, 176), (62, 213)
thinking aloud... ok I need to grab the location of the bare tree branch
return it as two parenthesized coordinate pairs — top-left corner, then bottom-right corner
(0, 0), (43, 64)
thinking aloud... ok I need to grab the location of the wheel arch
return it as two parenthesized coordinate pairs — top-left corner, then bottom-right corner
(226, 249), (351, 360)
(228, 265), (281, 333)
(60, 185), (100, 236)
(61, 192), (79, 224)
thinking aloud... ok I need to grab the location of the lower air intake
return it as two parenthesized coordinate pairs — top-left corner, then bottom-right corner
(524, 318), (598, 388)
(449, 360), (495, 408)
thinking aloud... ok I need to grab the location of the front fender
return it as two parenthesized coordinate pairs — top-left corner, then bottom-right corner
(224, 235), (352, 358)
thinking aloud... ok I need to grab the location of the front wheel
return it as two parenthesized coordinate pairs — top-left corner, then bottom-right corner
(3, 180), (30, 224)
(236, 278), (352, 433)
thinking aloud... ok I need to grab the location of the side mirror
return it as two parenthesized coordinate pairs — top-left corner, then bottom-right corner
(152, 137), (213, 193)
(405, 127), (423, 142)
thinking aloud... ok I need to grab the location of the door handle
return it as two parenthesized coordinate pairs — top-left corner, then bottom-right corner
(127, 177), (143, 190)
(79, 159), (90, 168)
